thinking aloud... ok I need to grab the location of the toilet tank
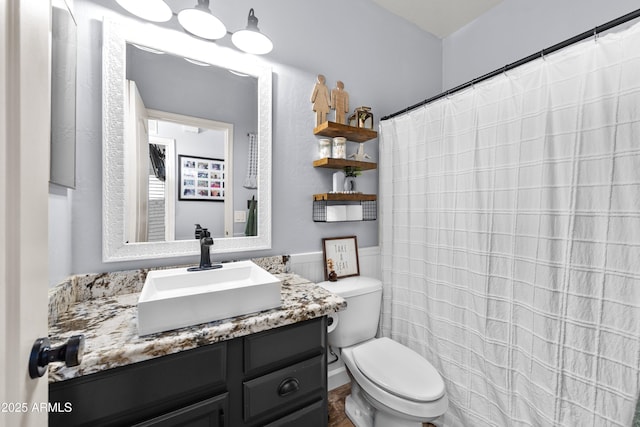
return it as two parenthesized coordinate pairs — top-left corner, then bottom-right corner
(318, 277), (382, 348)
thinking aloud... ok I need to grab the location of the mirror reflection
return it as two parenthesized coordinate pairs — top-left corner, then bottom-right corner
(102, 18), (272, 262)
(125, 42), (258, 243)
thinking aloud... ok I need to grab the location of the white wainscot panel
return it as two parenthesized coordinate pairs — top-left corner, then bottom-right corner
(290, 246), (380, 284)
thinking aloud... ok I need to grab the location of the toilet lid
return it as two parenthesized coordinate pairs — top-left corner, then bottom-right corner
(352, 337), (445, 402)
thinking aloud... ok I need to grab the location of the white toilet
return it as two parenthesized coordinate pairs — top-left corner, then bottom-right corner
(319, 277), (448, 427)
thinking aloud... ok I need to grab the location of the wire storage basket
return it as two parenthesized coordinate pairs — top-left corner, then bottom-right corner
(312, 200), (377, 222)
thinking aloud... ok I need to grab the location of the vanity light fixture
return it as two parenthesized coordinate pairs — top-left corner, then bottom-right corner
(228, 69), (250, 77)
(114, 0), (273, 55)
(231, 8), (274, 55)
(184, 58), (212, 67)
(177, 0), (227, 40)
(131, 44), (166, 55)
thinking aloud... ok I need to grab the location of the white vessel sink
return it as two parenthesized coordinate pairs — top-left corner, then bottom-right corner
(137, 260), (281, 336)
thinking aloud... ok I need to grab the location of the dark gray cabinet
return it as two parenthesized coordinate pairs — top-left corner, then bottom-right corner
(243, 356), (324, 421)
(133, 394), (229, 427)
(49, 317), (328, 427)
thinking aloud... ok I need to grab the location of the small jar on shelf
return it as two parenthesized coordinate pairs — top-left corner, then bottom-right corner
(332, 137), (346, 159)
(318, 138), (332, 158)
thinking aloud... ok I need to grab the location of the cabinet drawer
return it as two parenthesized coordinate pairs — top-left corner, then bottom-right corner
(133, 393), (228, 427)
(243, 317), (326, 375)
(243, 355), (324, 421)
(50, 342), (227, 426)
(263, 399), (326, 427)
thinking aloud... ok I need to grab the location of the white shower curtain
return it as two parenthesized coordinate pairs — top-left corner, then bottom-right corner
(380, 21), (640, 427)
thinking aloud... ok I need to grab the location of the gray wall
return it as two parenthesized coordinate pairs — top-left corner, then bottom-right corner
(48, 0), (442, 282)
(442, 0), (640, 90)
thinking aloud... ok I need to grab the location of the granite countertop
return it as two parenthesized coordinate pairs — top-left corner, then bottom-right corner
(48, 259), (346, 383)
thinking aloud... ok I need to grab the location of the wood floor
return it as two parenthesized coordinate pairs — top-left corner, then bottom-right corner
(328, 383), (354, 427)
(328, 383), (438, 427)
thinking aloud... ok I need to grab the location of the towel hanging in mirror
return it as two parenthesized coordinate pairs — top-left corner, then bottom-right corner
(243, 132), (258, 189)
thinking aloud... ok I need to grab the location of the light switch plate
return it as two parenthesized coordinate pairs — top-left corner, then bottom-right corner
(234, 210), (246, 223)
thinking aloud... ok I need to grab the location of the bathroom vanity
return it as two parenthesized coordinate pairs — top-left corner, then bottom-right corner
(47, 263), (346, 426)
(50, 318), (328, 426)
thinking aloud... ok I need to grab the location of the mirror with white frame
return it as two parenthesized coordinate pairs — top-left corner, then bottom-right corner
(103, 17), (272, 262)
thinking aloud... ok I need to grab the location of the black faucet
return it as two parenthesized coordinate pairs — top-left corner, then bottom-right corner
(199, 228), (214, 268)
(194, 223), (205, 240)
(187, 228), (222, 271)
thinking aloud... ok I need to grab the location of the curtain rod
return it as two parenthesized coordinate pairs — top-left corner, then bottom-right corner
(381, 7), (640, 121)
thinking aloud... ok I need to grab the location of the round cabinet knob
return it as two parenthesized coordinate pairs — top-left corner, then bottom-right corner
(28, 334), (85, 379)
(64, 335), (85, 367)
(277, 377), (300, 397)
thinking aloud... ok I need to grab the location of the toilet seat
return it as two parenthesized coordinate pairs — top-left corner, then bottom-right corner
(341, 340), (448, 421)
(352, 337), (445, 402)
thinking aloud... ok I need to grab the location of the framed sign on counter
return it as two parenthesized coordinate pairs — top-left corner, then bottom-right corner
(322, 236), (360, 280)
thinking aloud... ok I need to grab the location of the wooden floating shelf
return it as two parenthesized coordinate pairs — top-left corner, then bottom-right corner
(313, 121), (378, 142)
(313, 193), (377, 202)
(312, 158), (377, 170)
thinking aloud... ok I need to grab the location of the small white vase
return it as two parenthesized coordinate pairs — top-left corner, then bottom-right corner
(344, 176), (356, 192)
(333, 171), (346, 193)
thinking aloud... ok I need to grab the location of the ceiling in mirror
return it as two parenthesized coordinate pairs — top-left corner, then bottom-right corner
(126, 43), (259, 123)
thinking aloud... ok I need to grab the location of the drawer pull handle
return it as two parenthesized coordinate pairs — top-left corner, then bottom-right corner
(277, 377), (300, 397)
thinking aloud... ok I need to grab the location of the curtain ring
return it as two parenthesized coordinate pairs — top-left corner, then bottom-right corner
(593, 27), (599, 42)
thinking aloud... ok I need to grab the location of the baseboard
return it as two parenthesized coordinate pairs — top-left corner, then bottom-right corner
(328, 360), (351, 391)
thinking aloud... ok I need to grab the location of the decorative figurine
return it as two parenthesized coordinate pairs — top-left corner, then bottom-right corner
(348, 106), (374, 129)
(311, 74), (330, 126)
(327, 258), (338, 281)
(331, 80), (349, 124)
(348, 143), (372, 161)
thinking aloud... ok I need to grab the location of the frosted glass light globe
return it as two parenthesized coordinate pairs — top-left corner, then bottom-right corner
(177, 8), (227, 40)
